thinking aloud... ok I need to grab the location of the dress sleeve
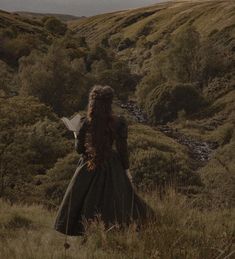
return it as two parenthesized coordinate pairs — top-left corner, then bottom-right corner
(115, 116), (130, 170)
(75, 117), (87, 154)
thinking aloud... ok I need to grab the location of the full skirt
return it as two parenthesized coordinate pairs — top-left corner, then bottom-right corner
(54, 151), (154, 236)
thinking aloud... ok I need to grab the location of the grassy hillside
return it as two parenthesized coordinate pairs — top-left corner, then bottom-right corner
(0, 2), (234, 257)
(0, 9), (58, 67)
(71, 0), (234, 74)
(16, 12), (84, 22)
(70, 0), (235, 206)
(0, 0), (234, 206)
(0, 9), (49, 37)
(1, 192), (234, 259)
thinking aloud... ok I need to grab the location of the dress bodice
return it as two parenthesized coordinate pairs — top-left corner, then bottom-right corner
(75, 115), (129, 169)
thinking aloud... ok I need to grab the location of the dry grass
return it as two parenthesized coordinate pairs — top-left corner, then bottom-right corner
(0, 190), (234, 259)
(72, 1), (235, 42)
(70, 1), (235, 77)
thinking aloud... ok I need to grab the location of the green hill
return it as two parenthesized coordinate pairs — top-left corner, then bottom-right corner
(0, 9), (48, 34)
(16, 11), (84, 22)
(70, 1), (235, 206)
(71, 0), (234, 74)
(0, 2), (234, 257)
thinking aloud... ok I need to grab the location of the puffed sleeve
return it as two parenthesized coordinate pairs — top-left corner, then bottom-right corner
(75, 117), (87, 154)
(115, 116), (130, 170)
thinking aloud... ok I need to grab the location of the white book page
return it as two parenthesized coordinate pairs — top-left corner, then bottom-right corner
(61, 114), (82, 134)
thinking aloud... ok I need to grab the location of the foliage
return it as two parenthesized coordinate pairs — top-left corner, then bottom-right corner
(118, 37), (135, 51)
(0, 61), (18, 97)
(0, 96), (71, 202)
(144, 83), (206, 123)
(198, 123), (235, 208)
(94, 60), (138, 100)
(135, 24), (232, 123)
(19, 44), (92, 116)
(166, 26), (201, 84)
(0, 34), (37, 66)
(0, 2), (234, 241)
(128, 124), (196, 190)
(43, 17), (67, 35)
(42, 152), (80, 206)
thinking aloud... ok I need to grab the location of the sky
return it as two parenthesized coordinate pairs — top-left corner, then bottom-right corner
(0, 0), (167, 16)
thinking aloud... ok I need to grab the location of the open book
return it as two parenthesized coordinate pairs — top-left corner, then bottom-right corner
(61, 113), (82, 138)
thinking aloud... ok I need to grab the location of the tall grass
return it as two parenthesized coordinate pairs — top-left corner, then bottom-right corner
(0, 190), (234, 259)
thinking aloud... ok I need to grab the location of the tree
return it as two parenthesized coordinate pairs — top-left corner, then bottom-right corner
(0, 34), (36, 66)
(19, 44), (92, 116)
(94, 61), (138, 100)
(44, 17), (67, 35)
(0, 61), (18, 97)
(0, 96), (70, 201)
(144, 83), (206, 123)
(166, 26), (201, 83)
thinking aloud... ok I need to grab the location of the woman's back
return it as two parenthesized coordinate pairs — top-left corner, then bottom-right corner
(54, 85), (154, 236)
(75, 114), (130, 170)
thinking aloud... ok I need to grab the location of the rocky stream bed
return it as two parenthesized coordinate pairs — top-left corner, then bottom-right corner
(119, 100), (218, 172)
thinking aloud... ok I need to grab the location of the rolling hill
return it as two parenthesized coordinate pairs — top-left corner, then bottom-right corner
(71, 0), (234, 74)
(70, 0), (235, 207)
(16, 11), (84, 22)
(0, 1), (235, 258)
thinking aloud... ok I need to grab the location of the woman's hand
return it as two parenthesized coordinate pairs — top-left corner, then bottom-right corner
(126, 169), (134, 187)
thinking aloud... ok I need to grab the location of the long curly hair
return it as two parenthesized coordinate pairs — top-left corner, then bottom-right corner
(85, 85), (115, 171)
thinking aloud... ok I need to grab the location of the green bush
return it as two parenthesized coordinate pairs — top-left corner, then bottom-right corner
(144, 83), (206, 123)
(0, 61), (18, 97)
(44, 17), (67, 35)
(165, 25), (201, 84)
(128, 124), (195, 189)
(118, 37), (134, 51)
(0, 96), (71, 202)
(94, 61), (137, 101)
(43, 152), (80, 205)
(19, 44), (92, 116)
(0, 35), (36, 66)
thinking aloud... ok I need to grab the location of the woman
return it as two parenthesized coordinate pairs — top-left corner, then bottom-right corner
(54, 85), (154, 236)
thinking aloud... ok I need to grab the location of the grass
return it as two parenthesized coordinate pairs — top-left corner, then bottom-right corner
(72, 1), (235, 43)
(70, 1), (235, 78)
(199, 131), (235, 208)
(170, 87), (235, 208)
(0, 2), (234, 258)
(0, 190), (234, 259)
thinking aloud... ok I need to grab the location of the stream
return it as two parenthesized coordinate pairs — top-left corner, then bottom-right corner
(119, 100), (218, 171)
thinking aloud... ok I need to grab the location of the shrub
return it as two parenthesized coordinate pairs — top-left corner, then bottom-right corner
(19, 44), (92, 116)
(0, 35), (36, 66)
(118, 38), (134, 51)
(109, 33), (122, 49)
(44, 17), (67, 35)
(0, 96), (70, 202)
(136, 71), (165, 107)
(166, 25), (201, 83)
(0, 61), (18, 97)
(128, 124), (194, 189)
(144, 83), (206, 124)
(43, 152), (80, 205)
(95, 61), (137, 101)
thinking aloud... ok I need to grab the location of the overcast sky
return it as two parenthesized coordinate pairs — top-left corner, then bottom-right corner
(0, 0), (167, 16)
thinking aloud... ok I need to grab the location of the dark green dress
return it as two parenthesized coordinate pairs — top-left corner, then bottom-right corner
(54, 115), (154, 236)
